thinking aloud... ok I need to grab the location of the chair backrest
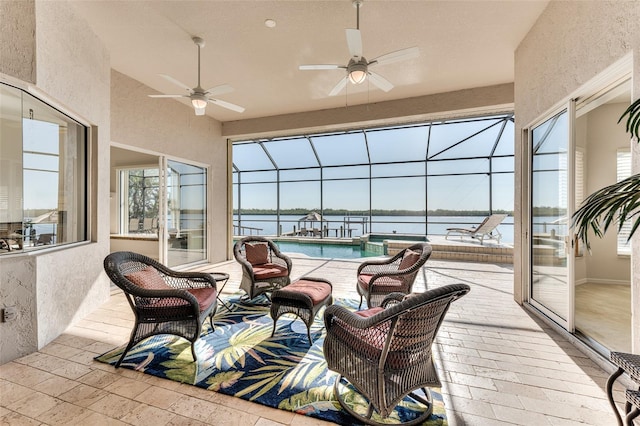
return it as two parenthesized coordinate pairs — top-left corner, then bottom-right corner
(383, 284), (470, 367)
(104, 251), (165, 295)
(233, 236), (287, 266)
(38, 233), (53, 244)
(129, 218), (140, 232)
(474, 214), (507, 234)
(397, 242), (432, 271)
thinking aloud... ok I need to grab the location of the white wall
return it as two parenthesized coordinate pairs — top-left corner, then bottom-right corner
(110, 70), (229, 263)
(514, 0), (640, 350)
(583, 103), (631, 283)
(0, 0), (112, 363)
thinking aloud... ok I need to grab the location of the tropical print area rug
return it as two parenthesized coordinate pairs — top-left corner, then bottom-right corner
(96, 293), (447, 425)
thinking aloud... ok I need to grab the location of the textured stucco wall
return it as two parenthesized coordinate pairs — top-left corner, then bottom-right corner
(110, 70), (228, 262)
(0, 0), (36, 83)
(0, 0), (112, 363)
(514, 1), (640, 350)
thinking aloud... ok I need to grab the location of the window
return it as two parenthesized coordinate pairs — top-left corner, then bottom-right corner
(1, 83), (87, 254)
(617, 149), (631, 255)
(119, 168), (160, 234)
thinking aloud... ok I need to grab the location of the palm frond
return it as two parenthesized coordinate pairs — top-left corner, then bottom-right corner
(618, 97), (640, 140)
(572, 174), (640, 249)
(572, 98), (640, 247)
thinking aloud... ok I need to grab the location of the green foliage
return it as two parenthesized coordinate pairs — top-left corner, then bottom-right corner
(573, 97), (640, 247)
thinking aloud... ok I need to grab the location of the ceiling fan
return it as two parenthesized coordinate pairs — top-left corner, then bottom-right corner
(299, 0), (419, 96)
(149, 36), (245, 116)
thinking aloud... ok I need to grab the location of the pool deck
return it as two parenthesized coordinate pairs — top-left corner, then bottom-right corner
(245, 234), (514, 264)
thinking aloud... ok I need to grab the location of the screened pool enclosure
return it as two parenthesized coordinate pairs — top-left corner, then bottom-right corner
(232, 113), (515, 243)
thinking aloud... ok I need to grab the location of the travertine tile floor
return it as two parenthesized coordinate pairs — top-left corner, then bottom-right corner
(0, 255), (629, 425)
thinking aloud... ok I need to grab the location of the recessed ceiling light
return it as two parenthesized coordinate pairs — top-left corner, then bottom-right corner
(264, 19), (276, 28)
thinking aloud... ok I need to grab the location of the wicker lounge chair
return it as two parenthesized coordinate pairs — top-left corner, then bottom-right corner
(356, 242), (432, 309)
(233, 236), (293, 301)
(445, 213), (507, 244)
(323, 284), (470, 425)
(103, 251), (219, 368)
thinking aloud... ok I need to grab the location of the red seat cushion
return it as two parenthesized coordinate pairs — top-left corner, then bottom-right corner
(281, 279), (331, 305)
(187, 287), (217, 312)
(253, 263), (288, 279)
(245, 242), (269, 265)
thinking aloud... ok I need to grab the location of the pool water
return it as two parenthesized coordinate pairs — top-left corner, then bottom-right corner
(274, 241), (379, 259)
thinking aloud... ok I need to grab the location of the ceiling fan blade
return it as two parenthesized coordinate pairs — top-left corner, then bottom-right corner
(148, 94), (189, 98)
(328, 76), (348, 97)
(370, 46), (420, 67)
(368, 72), (394, 92)
(346, 29), (363, 59)
(299, 64), (343, 70)
(208, 98), (245, 113)
(205, 84), (234, 96)
(159, 74), (193, 92)
(194, 107), (206, 116)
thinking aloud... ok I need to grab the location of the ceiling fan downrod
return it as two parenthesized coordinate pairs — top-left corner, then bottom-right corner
(353, 0), (363, 30)
(192, 36), (205, 92)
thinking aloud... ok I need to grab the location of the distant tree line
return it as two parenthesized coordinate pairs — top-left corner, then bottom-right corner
(234, 208), (518, 216)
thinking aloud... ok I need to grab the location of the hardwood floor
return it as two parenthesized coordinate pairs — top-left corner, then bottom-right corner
(575, 283), (631, 353)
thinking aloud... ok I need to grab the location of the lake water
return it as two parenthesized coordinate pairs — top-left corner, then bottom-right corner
(232, 214), (537, 244)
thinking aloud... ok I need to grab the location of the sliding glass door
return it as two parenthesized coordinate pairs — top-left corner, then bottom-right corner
(164, 159), (207, 267)
(530, 109), (573, 327)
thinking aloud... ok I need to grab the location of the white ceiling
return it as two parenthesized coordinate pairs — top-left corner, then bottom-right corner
(69, 0), (549, 123)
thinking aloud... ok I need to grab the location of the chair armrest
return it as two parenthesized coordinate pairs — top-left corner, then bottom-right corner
(380, 292), (406, 308)
(161, 271), (218, 290)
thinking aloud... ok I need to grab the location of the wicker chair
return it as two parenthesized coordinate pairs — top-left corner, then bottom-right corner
(103, 251), (219, 368)
(323, 284), (470, 426)
(233, 236), (293, 301)
(357, 242), (432, 309)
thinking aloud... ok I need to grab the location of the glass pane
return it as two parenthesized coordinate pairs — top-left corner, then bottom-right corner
(21, 91), (86, 250)
(167, 161), (207, 267)
(234, 182), (277, 236)
(233, 142), (275, 171)
(492, 157), (514, 173)
(531, 110), (568, 321)
(237, 170), (277, 183)
(280, 168), (320, 181)
(428, 158), (489, 175)
(372, 162), (424, 178)
(427, 175), (489, 212)
(494, 119), (515, 156)
(371, 177), (425, 235)
(428, 118), (501, 159)
(366, 126), (428, 163)
(311, 132), (368, 166)
(323, 165), (368, 179)
(430, 121), (502, 159)
(263, 137), (318, 169)
(323, 180), (370, 237)
(533, 112), (568, 154)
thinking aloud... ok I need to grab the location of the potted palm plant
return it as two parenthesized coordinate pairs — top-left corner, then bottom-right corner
(572, 98), (640, 249)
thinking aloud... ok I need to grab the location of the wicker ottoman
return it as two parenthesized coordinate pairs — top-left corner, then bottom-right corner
(270, 277), (333, 344)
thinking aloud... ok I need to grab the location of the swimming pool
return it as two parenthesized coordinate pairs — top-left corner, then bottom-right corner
(274, 241), (379, 259)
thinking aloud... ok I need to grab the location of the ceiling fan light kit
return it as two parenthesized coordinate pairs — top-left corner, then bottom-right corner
(148, 36), (245, 116)
(347, 58), (368, 84)
(299, 0), (419, 96)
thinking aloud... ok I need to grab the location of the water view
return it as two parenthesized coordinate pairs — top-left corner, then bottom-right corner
(233, 214), (533, 244)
